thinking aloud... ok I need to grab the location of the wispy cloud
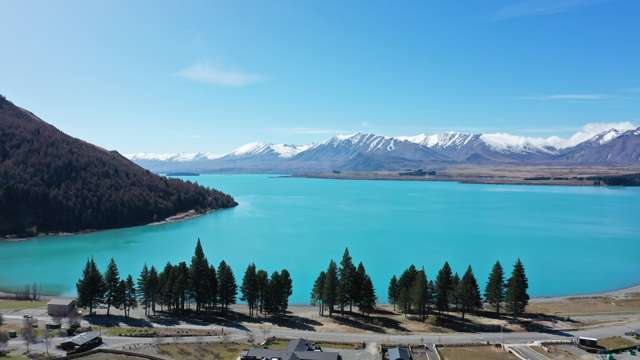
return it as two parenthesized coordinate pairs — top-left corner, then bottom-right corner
(493, 0), (603, 20)
(176, 62), (265, 87)
(520, 93), (613, 101)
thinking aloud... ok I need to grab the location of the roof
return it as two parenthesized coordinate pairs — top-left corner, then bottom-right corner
(388, 347), (411, 360)
(48, 298), (75, 306)
(63, 332), (100, 346)
(245, 339), (339, 360)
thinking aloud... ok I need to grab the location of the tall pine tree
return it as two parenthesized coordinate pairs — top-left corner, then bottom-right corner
(388, 275), (399, 311)
(337, 248), (356, 313)
(241, 263), (258, 316)
(505, 258), (529, 320)
(457, 265), (481, 319)
(323, 260), (339, 317)
(103, 258), (120, 316)
(435, 262), (453, 317)
(190, 239), (210, 312)
(411, 269), (430, 320)
(76, 258), (105, 315)
(311, 271), (326, 316)
(484, 261), (505, 316)
(217, 260), (237, 311)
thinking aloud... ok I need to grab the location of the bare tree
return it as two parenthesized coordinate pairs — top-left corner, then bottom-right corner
(22, 317), (37, 353)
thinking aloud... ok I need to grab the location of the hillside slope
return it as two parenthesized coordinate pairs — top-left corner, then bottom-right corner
(0, 96), (237, 237)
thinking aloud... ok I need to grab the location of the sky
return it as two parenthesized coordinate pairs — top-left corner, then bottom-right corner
(1, 0), (639, 154)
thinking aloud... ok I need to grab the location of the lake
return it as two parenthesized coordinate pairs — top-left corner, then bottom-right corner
(1, 174), (639, 304)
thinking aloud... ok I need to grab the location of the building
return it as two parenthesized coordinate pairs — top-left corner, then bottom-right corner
(387, 347), (412, 360)
(241, 339), (341, 360)
(47, 298), (75, 317)
(59, 331), (102, 353)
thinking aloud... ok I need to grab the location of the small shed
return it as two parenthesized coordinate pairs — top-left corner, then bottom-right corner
(59, 331), (102, 353)
(47, 298), (75, 317)
(387, 347), (412, 360)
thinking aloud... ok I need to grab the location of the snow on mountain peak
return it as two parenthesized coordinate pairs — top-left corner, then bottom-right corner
(126, 152), (220, 162)
(229, 142), (310, 158)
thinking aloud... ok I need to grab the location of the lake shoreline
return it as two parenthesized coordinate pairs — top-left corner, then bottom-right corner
(0, 208), (219, 243)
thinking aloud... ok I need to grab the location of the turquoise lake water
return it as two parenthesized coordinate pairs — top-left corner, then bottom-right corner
(1, 174), (639, 304)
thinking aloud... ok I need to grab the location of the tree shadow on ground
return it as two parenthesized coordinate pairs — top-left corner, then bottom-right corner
(326, 309), (410, 333)
(430, 314), (509, 333)
(85, 314), (153, 327)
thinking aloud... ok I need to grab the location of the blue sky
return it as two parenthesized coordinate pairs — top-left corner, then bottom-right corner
(1, 0), (639, 154)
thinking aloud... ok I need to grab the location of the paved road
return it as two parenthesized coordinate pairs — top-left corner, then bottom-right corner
(509, 345), (551, 360)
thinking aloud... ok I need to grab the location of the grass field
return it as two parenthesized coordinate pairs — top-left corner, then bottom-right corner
(598, 336), (639, 351)
(438, 346), (518, 360)
(527, 296), (640, 316)
(0, 299), (47, 311)
(157, 342), (249, 360)
(531, 345), (597, 360)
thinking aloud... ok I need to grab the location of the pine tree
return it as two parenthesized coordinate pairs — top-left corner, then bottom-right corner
(388, 275), (399, 312)
(76, 258), (105, 315)
(217, 260), (237, 311)
(323, 260), (339, 317)
(450, 273), (460, 311)
(255, 269), (269, 315)
(337, 248), (356, 313)
(137, 264), (151, 315)
(103, 258), (120, 316)
(352, 262), (366, 308)
(124, 275), (138, 318)
(207, 265), (218, 311)
(457, 266), (481, 319)
(175, 262), (190, 312)
(279, 269), (293, 314)
(358, 275), (376, 317)
(241, 263), (258, 316)
(484, 261), (505, 316)
(435, 262), (453, 317)
(148, 266), (159, 314)
(397, 265), (418, 315)
(115, 280), (126, 314)
(190, 239), (210, 312)
(411, 269), (430, 320)
(505, 258), (529, 320)
(311, 271), (326, 316)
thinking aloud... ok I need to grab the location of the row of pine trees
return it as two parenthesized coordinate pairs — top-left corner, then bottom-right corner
(77, 243), (528, 321)
(76, 239), (292, 317)
(387, 259), (529, 320)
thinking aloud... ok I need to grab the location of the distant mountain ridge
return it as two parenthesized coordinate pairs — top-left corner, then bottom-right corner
(129, 124), (640, 173)
(0, 96), (237, 237)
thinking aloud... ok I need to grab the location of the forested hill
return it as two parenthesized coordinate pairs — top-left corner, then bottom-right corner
(0, 95), (237, 237)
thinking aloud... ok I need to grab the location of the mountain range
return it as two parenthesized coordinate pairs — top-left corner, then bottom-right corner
(129, 125), (640, 173)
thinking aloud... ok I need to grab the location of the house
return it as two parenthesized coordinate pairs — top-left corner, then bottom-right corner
(47, 298), (75, 317)
(241, 339), (341, 360)
(387, 347), (412, 360)
(59, 331), (102, 353)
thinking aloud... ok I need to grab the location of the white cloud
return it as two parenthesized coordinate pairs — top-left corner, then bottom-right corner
(176, 63), (265, 87)
(564, 121), (637, 146)
(493, 0), (603, 20)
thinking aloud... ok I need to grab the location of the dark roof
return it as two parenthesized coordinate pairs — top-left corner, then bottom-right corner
(245, 339), (339, 360)
(63, 332), (100, 346)
(47, 298), (75, 306)
(387, 347), (411, 360)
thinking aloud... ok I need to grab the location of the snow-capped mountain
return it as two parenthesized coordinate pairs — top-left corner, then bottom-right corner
(127, 152), (220, 162)
(223, 142), (311, 159)
(128, 124), (640, 173)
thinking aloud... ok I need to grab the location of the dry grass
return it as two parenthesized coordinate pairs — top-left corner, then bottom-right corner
(0, 299), (47, 311)
(531, 345), (597, 360)
(527, 296), (640, 316)
(597, 336), (639, 351)
(157, 342), (249, 360)
(437, 345), (518, 360)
